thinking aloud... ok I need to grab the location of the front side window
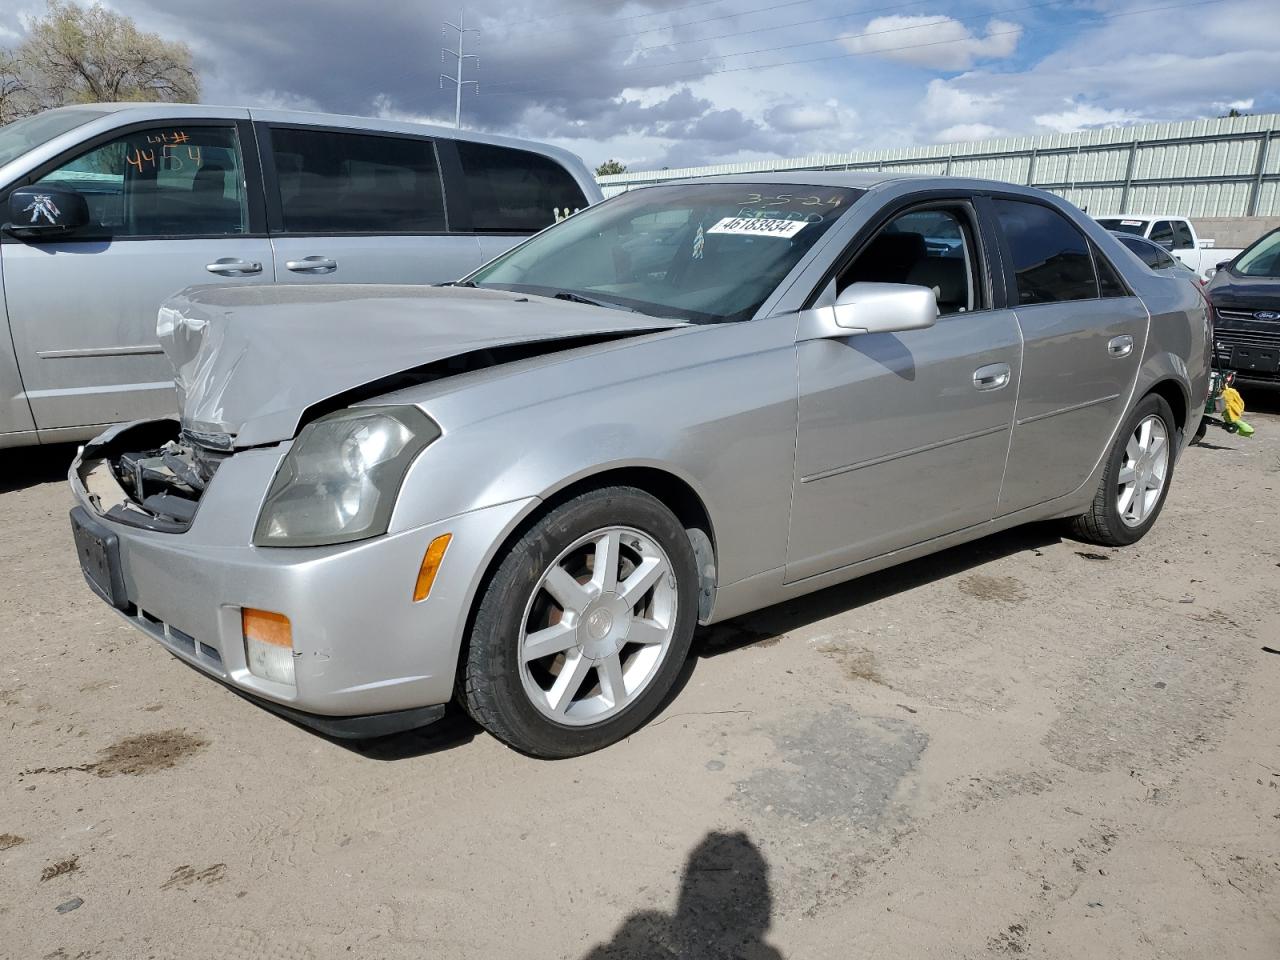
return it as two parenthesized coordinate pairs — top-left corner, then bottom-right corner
(456, 141), (588, 233)
(1149, 220), (1175, 247)
(837, 206), (978, 316)
(993, 198), (1098, 304)
(468, 183), (864, 323)
(1171, 220), (1194, 250)
(269, 127), (445, 233)
(36, 125), (247, 238)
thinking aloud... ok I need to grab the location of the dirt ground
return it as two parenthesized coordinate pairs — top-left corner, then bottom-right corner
(2, 393), (1279, 960)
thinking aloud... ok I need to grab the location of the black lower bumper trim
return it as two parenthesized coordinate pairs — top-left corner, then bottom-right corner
(210, 672), (447, 739)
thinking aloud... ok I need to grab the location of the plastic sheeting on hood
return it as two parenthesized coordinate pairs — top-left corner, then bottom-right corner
(156, 284), (683, 448)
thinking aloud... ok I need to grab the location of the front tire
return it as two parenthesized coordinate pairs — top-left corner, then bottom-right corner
(460, 486), (699, 758)
(1069, 393), (1177, 547)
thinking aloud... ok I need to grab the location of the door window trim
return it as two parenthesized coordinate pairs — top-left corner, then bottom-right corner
(805, 190), (1000, 316)
(257, 121), (455, 237)
(0, 117), (267, 243)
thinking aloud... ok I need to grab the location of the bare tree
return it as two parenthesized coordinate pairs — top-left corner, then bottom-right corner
(1, 1), (199, 123)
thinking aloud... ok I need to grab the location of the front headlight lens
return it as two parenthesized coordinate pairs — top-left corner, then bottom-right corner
(254, 406), (440, 547)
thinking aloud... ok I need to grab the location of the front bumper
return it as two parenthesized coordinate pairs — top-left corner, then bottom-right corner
(69, 429), (535, 730)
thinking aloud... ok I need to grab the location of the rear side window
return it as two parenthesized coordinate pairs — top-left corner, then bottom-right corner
(1092, 243), (1129, 296)
(993, 199), (1098, 304)
(36, 125), (247, 239)
(269, 127), (445, 233)
(455, 141), (588, 233)
(1171, 220), (1194, 250)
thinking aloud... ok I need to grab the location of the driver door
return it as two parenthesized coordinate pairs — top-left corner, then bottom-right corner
(785, 200), (1023, 582)
(1, 117), (273, 432)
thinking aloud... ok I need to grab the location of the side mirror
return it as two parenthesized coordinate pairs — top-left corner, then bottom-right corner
(798, 282), (938, 340)
(1154, 237), (1174, 250)
(4, 185), (90, 240)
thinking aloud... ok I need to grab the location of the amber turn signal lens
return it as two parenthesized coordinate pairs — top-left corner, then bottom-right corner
(413, 533), (452, 602)
(242, 608), (292, 647)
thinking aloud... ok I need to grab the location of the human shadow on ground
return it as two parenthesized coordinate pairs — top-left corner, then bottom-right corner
(580, 831), (783, 960)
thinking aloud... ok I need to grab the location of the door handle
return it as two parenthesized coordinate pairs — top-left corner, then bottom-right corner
(206, 258), (262, 275)
(1108, 334), (1134, 358)
(285, 256), (338, 273)
(973, 362), (1011, 391)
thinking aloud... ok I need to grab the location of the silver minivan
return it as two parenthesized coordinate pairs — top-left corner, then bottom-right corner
(0, 104), (600, 448)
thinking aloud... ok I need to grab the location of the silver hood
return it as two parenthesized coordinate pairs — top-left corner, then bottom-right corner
(157, 284), (682, 448)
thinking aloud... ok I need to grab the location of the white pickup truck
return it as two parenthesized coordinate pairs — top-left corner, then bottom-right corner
(1094, 215), (1242, 279)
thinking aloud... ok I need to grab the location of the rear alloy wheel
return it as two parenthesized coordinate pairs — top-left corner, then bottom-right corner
(460, 487), (699, 757)
(1070, 393), (1177, 547)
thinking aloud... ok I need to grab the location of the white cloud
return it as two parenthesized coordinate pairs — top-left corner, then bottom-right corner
(841, 16), (1022, 72)
(1032, 102), (1143, 133)
(934, 123), (1003, 143)
(1213, 98), (1254, 112)
(921, 78), (1002, 125)
(764, 98), (857, 135)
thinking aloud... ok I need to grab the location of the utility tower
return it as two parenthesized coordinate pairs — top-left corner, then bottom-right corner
(441, 10), (479, 129)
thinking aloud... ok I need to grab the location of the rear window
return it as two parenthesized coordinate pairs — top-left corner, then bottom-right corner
(269, 127), (446, 233)
(994, 199), (1098, 304)
(456, 141), (588, 233)
(1097, 218), (1147, 235)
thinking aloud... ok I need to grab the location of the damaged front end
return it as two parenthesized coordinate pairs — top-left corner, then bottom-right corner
(75, 419), (231, 532)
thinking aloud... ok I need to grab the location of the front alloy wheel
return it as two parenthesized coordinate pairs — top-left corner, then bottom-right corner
(519, 526), (679, 725)
(461, 487), (699, 757)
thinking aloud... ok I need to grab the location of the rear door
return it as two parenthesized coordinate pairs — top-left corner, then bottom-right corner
(991, 197), (1147, 513)
(1, 117), (273, 431)
(452, 141), (592, 266)
(261, 124), (482, 284)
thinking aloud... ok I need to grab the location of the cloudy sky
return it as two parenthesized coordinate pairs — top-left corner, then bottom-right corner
(3, 0), (1279, 171)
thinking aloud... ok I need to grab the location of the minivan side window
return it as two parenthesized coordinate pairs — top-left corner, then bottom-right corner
(35, 125), (247, 239)
(992, 199), (1098, 304)
(269, 127), (445, 233)
(456, 141), (588, 233)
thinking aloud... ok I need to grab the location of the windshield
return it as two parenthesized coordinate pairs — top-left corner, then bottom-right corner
(0, 109), (107, 169)
(1233, 229), (1280, 278)
(1097, 218), (1147, 235)
(467, 182), (865, 323)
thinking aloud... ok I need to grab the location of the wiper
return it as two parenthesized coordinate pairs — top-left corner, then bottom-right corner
(551, 290), (636, 312)
(434, 280), (477, 288)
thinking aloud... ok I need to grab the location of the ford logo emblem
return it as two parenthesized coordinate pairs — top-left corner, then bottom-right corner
(1256, 311), (1280, 321)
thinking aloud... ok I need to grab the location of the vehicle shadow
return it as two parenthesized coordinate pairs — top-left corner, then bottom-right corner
(346, 523), (1062, 760)
(694, 522), (1064, 659)
(0, 442), (79, 495)
(579, 830), (782, 960)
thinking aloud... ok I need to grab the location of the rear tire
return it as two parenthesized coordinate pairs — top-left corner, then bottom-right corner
(460, 486), (699, 758)
(1069, 393), (1177, 547)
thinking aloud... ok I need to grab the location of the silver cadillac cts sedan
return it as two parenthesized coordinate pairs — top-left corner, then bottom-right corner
(68, 173), (1211, 757)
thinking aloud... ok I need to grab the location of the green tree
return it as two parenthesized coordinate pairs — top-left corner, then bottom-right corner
(1, 1), (199, 124)
(595, 159), (627, 177)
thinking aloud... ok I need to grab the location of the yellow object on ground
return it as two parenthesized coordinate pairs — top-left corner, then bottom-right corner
(1223, 386), (1246, 424)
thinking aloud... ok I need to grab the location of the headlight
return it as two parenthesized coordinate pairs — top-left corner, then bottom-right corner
(254, 406), (440, 547)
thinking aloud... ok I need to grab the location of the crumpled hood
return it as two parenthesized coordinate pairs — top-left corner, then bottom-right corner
(157, 284), (681, 448)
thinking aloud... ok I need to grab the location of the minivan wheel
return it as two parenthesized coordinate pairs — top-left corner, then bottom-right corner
(460, 486), (699, 758)
(1069, 393), (1177, 547)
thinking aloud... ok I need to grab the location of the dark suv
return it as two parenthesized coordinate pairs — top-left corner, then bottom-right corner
(1205, 227), (1280, 382)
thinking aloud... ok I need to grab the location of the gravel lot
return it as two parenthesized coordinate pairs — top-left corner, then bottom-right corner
(2, 393), (1279, 960)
